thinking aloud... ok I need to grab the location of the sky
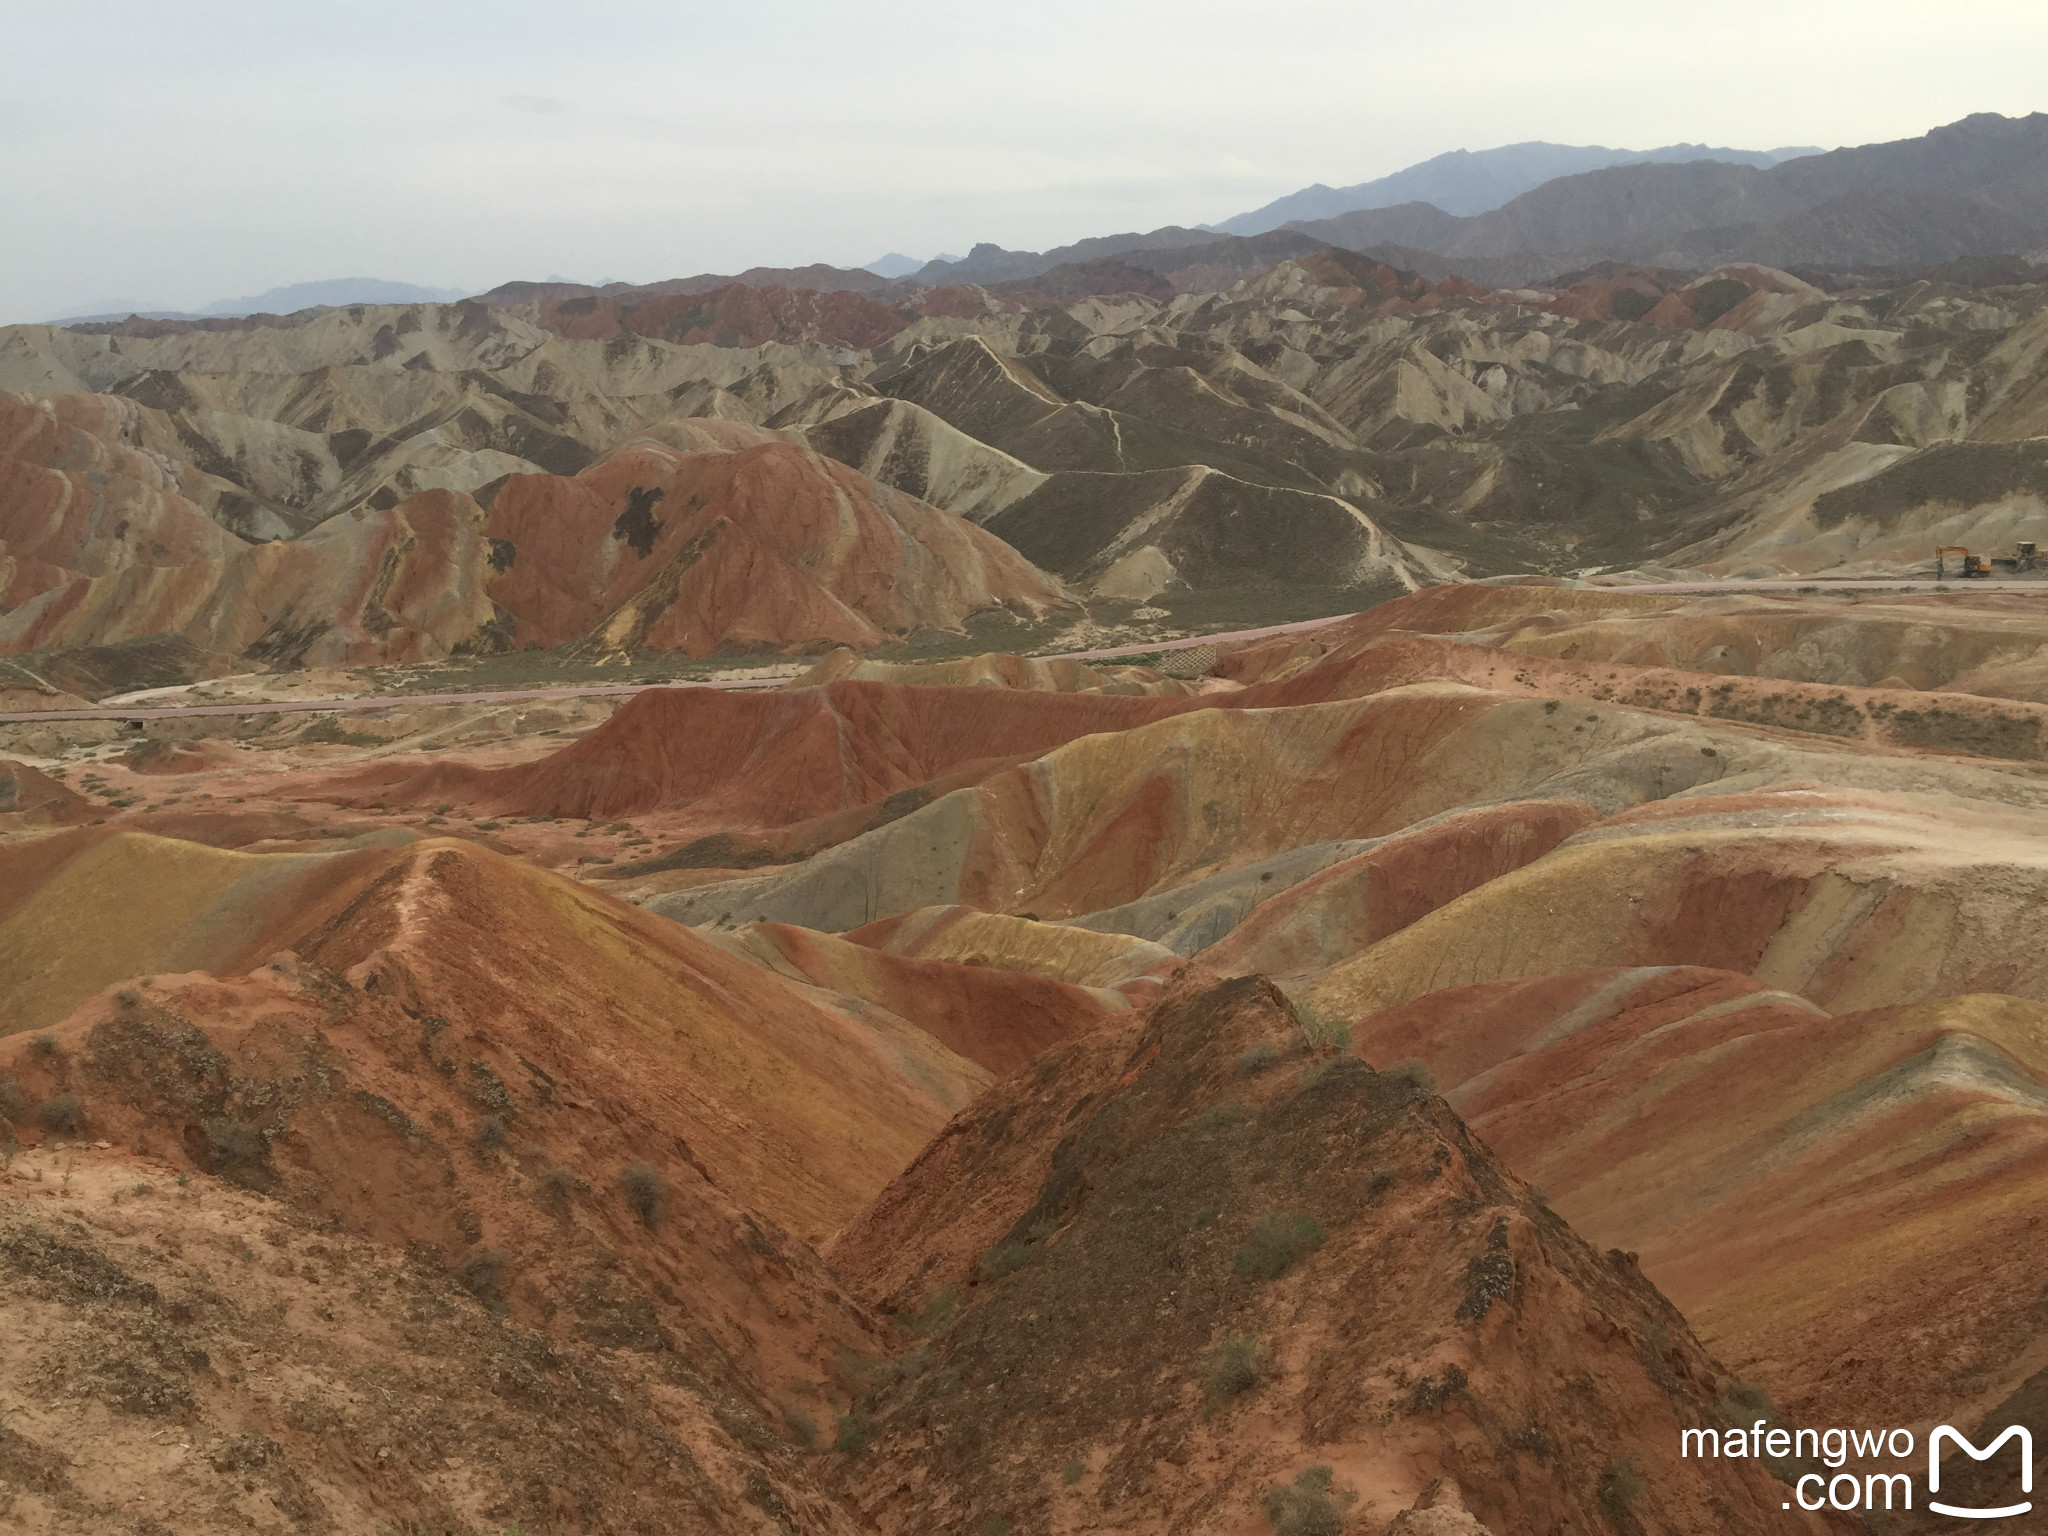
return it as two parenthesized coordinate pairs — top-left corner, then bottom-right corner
(5, 0), (2046, 320)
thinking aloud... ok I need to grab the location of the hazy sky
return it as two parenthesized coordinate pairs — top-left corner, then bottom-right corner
(6, 0), (2045, 320)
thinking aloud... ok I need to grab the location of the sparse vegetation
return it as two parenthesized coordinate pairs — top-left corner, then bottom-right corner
(982, 1239), (1034, 1278)
(1199, 1333), (1267, 1406)
(1599, 1453), (1647, 1526)
(833, 1406), (872, 1453)
(1190, 1099), (1249, 1132)
(36, 1093), (85, 1136)
(202, 1117), (267, 1168)
(1233, 1211), (1326, 1281)
(826, 1349), (878, 1397)
(1289, 1006), (1351, 1054)
(1262, 1466), (1356, 1536)
(1061, 1459), (1085, 1485)
(1236, 1040), (1281, 1076)
(897, 1285), (958, 1337)
(890, 1343), (933, 1382)
(473, 1113), (507, 1151)
(783, 1407), (819, 1450)
(456, 1249), (507, 1307)
(1456, 1219), (1516, 1320)
(1381, 1059), (1437, 1096)
(1720, 1378), (1774, 1420)
(621, 1162), (664, 1228)
(0, 1078), (29, 1122)
(1408, 1364), (1468, 1413)
(538, 1160), (581, 1212)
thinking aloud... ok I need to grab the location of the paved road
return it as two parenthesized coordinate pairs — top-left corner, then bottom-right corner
(3, 581), (2040, 725)
(1585, 578), (2048, 594)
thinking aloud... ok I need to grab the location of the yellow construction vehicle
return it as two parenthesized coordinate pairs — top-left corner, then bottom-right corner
(1989, 541), (2040, 573)
(1935, 545), (1990, 578)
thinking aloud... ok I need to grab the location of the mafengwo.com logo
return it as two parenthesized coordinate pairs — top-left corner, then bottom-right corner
(1681, 1419), (2034, 1516)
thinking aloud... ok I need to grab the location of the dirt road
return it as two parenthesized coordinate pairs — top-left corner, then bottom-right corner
(4, 582), (2040, 725)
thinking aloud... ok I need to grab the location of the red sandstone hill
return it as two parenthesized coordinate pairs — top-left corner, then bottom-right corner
(330, 677), (1193, 830)
(0, 850), (919, 1530)
(1345, 966), (2048, 1435)
(0, 759), (92, 828)
(12, 581), (2048, 1528)
(0, 834), (990, 1228)
(0, 418), (1072, 665)
(0, 393), (245, 612)
(826, 970), (1843, 1535)
(480, 425), (1072, 655)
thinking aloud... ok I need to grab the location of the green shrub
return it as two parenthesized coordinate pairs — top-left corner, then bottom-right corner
(473, 1114), (507, 1151)
(456, 1249), (507, 1307)
(783, 1407), (819, 1450)
(0, 1078), (29, 1122)
(203, 1118), (267, 1167)
(833, 1406), (872, 1453)
(1189, 1100), (1248, 1132)
(1382, 1059), (1437, 1096)
(622, 1162), (664, 1228)
(1236, 1041), (1281, 1077)
(1599, 1454), (1647, 1523)
(1199, 1333), (1266, 1405)
(1409, 1365), (1468, 1413)
(1294, 1057), (1343, 1090)
(826, 1350), (877, 1396)
(37, 1093), (85, 1136)
(540, 1163), (581, 1211)
(1061, 1459), (1085, 1485)
(1720, 1379), (1773, 1419)
(1233, 1212), (1326, 1281)
(1289, 1009), (1351, 1054)
(890, 1344), (933, 1383)
(898, 1285), (958, 1337)
(1262, 1466), (1355, 1536)
(982, 1240), (1033, 1278)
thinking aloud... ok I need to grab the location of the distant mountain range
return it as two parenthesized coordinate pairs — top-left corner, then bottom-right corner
(863, 252), (962, 278)
(1278, 110), (2048, 281)
(905, 112), (2048, 294)
(40, 112), (2048, 332)
(50, 278), (468, 325)
(1207, 140), (1823, 234)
